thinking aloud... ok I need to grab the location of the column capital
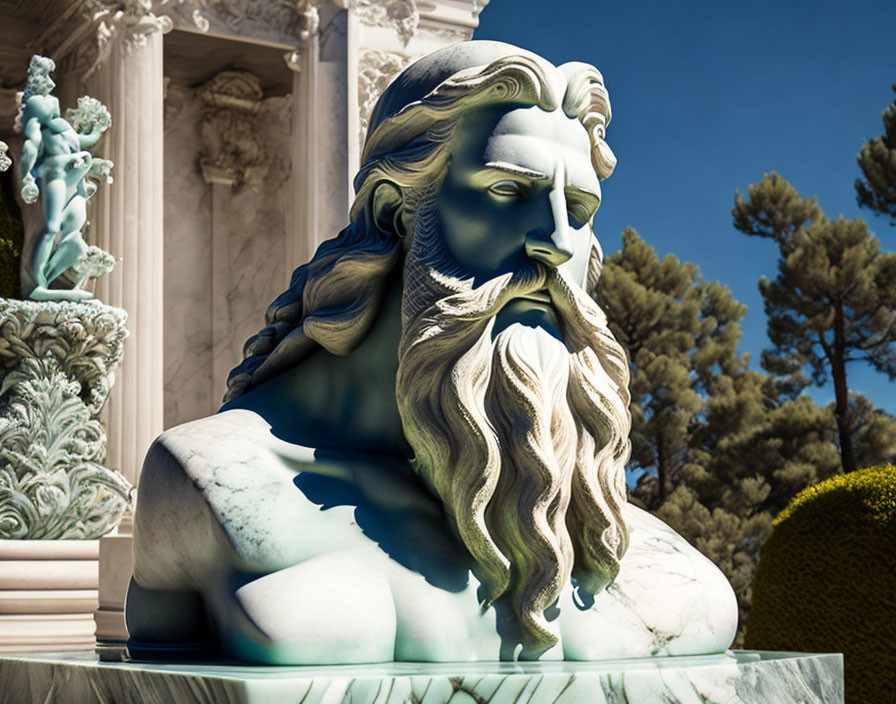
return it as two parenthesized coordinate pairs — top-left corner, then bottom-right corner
(349, 0), (488, 45)
(89, 2), (203, 71)
(29, 1), (209, 79)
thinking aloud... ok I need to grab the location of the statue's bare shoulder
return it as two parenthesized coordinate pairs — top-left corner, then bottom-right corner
(134, 409), (418, 587)
(131, 409), (502, 662)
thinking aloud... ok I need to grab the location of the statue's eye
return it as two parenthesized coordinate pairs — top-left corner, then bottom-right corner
(567, 193), (599, 226)
(568, 203), (593, 226)
(488, 180), (525, 198)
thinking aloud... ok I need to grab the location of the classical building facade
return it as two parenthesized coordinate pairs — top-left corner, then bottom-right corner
(0, 0), (489, 486)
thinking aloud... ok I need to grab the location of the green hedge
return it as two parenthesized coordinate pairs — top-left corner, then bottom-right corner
(745, 465), (896, 703)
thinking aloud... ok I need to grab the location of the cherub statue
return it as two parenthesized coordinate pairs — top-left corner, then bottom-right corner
(17, 55), (114, 301)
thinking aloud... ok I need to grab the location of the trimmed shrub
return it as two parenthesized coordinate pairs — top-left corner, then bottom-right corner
(745, 465), (896, 703)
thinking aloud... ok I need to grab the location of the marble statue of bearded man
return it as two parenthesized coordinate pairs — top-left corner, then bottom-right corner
(127, 41), (737, 664)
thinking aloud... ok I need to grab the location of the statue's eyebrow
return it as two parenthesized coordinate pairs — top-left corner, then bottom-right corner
(482, 161), (600, 199)
(483, 161), (549, 180)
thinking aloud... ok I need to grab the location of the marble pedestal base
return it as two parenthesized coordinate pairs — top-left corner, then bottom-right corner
(0, 651), (843, 704)
(0, 541), (98, 652)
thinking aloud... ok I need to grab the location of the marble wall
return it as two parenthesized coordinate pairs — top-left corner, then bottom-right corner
(159, 1), (488, 430)
(163, 82), (213, 427)
(163, 82), (292, 427)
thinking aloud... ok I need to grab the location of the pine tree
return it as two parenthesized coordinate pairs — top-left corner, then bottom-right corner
(598, 228), (846, 636)
(733, 173), (896, 473)
(840, 393), (896, 469)
(856, 86), (896, 225)
(597, 228), (705, 507)
(676, 366), (844, 630)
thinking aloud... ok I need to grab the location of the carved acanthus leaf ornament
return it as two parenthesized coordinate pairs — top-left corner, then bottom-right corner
(352, 0), (419, 44)
(358, 49), (412, 145)
(0, 300), (132, 540)
(75, 0), (209, 75)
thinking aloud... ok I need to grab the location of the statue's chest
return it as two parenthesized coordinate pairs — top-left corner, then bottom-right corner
(43, 126), (79, 152)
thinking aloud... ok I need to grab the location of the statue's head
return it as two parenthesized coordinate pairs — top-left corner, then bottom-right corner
(227, 41), (631, 651)
(23, 55), (56, 102)
(16, 55), (59, 130)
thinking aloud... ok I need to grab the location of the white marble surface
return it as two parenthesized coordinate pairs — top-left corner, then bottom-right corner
(163, 84), (293, 427)
(0, 651), (843, 704)
(210, 94), (292, 415)
(86, 30), (166, 486)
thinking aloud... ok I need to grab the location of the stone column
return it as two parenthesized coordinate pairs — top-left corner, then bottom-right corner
(87, 21), (166, 488)
(286, 41), (320, 269)
(80, 16), (168, 647)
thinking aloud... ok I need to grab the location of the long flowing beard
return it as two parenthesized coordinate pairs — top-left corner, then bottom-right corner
(396, 201), (631, 650)
(484, 326), (578, 645)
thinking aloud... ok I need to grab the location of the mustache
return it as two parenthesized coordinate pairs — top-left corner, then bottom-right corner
(422, 261), (561, 324)
(417, 262), (611, 358)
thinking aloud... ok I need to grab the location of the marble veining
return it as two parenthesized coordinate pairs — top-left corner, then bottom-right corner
(0, 651), (844, 704)
(163, 81), (215, 428)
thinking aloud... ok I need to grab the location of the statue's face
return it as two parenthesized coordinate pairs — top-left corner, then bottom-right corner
(434, 104), (602, 338)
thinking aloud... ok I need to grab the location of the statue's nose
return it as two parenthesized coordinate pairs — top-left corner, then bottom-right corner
(524, 183), (574, 267)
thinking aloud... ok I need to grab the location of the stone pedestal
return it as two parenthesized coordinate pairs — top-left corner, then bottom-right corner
(0, 299), (131, 652)
(0, 651), (843, 704)
(0, 541), (98, 652)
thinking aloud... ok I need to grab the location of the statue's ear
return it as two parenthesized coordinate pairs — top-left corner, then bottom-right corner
(370, 181), (406, 238)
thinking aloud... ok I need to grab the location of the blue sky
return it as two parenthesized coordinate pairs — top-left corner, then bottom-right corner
(476, 0), (896, 412)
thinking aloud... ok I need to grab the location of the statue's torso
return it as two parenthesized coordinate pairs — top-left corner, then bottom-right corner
(41, 121), (80, 154)
(130, 410), (737, 664)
